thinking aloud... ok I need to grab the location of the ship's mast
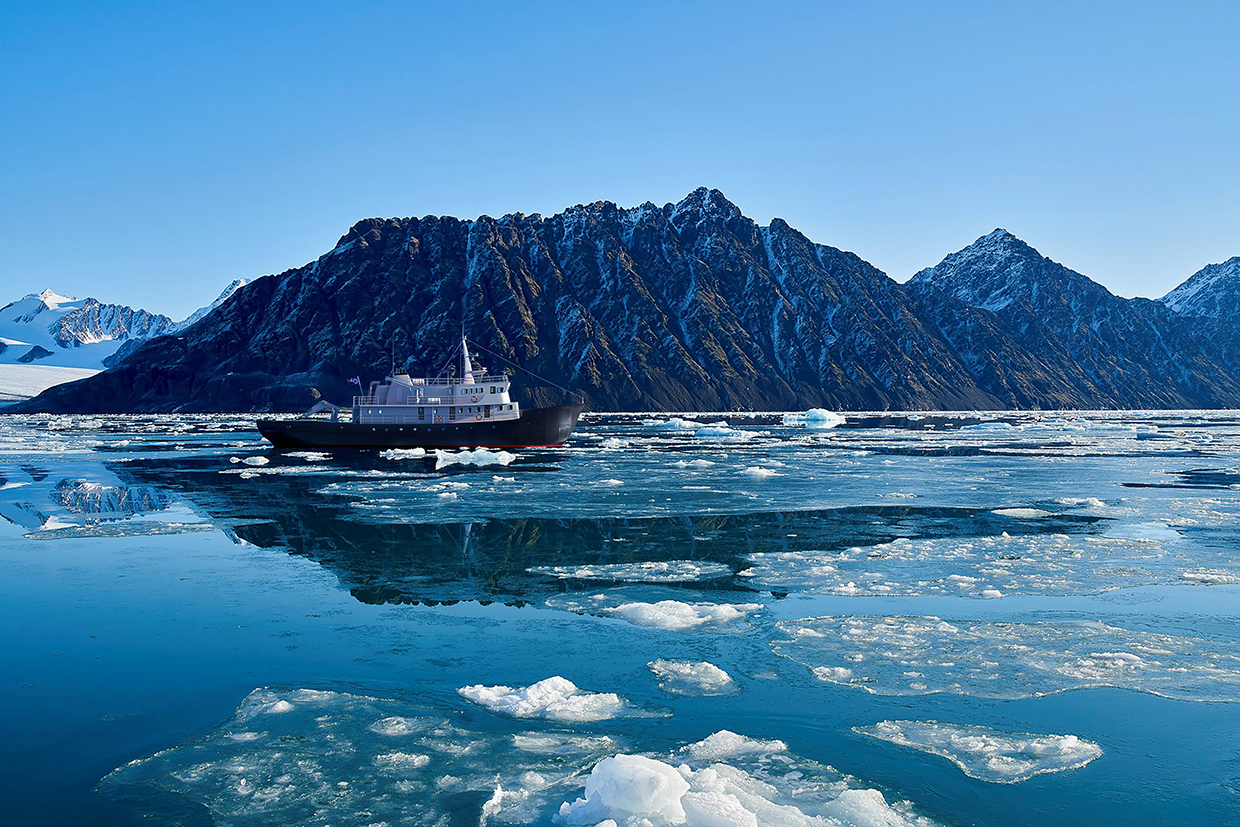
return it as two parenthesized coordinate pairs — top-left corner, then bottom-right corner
(461, 329), (475, 383)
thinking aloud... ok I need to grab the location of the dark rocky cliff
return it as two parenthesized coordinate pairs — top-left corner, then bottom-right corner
(15, 191), (1240, 412)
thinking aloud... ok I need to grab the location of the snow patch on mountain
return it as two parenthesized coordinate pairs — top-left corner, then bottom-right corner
(1162, 256), (1240, 319)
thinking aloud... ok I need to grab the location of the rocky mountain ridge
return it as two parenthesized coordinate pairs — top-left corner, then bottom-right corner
(0, 289), (175, 369)
(13, 190), (1240, 412)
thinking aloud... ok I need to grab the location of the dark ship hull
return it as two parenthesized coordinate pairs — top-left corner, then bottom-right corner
(257, 403), (585, 450)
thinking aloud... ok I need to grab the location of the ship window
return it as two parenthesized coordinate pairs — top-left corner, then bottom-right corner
(449, 406), (455, 420)
(490, 386), (495, 394)
(418, 406), (424, 420)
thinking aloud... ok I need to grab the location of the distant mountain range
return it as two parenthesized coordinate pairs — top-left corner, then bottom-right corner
(9, 189), (1240, 412)
(0, 281), (247, 401)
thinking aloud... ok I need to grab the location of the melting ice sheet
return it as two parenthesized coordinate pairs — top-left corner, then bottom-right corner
(103, 689), (940, 827)
(854, 721), (1102, 783)
(772, 616), (1240, 700)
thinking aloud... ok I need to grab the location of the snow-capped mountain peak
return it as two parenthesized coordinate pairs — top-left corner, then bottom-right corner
(175, 278), (250, 332)
(1162, 256), (1240, 319)
(0, 289), (174, 369)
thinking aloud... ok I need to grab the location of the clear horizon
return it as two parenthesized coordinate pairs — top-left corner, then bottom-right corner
(3, 1), (1237, 318)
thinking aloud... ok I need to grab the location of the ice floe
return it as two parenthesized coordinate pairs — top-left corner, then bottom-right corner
(279, 451), (330, 461)
(644, 417), (701, 431)
(528, 560), (733, 583)
(990, 507), (1053, 519)
(434, 448), (517, 469)
(773, 616), (1240, 700)
(380, 447), (427, 460)
(695, 422), (759, 443)
(559, 730), (937, 827)
(102, 686), (624, 826)
(457, 676), (656, 722)
(648, 659), (738, 696)
(854, 720), (1102, 783)
(742, 466), (780, 478)
(741, 529), (1240, 598)
(782, 409), (845, 429)
(547, 592), (763, 632)
(609, 600), (762, 631)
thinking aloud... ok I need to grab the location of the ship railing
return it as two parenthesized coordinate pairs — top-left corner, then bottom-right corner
(391, 370), (503, 386)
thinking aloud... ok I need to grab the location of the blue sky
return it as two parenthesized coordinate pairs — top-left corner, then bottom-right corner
(2, 1), (1237, 318)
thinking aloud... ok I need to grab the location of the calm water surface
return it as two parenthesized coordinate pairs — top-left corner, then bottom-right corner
(2, 411), (1239, 826)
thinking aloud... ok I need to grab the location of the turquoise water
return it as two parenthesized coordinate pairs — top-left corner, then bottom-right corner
(2, 412), (1239, 825)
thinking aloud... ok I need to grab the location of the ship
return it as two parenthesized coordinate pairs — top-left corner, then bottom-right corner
(257, 337), (584, 450)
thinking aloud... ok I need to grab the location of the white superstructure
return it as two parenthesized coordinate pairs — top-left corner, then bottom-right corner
(351, 338), (519, 425)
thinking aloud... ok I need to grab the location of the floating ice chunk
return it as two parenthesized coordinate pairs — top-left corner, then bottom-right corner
(1181, 568), (1240, 585)
(685, 730), (786, 761)
(991, 507), (1052, 519)
(437, 491), (459, 500)
(374, 751), (431, 769)
(881, 492), (918, 499)
(529, 561), (733, 583)
(674, 458), (716, 468)
(380, 447), (427, 460)
(561, 754), (689, 826)
(560, 736), (937, 827)
(979, 589), (1004, 599)
(492, 475), (516, 482)
(601, 437), (630, 449)
(598, 478), (625, 486)
(773, 616), (1240, 700)
(742, 466), (780, 478)
(229, 455), (269, 466)
(644, 417), (700, 431)
(284, 451), (330, 461)
(695, 422), (757, 443)
(855, 721), (1102, 783)
(1053, 497), (1108, 510)
(782, 409), (845, 429)
(648, 660), (739, 696)
(457, 676), (652, 722)
(434, 447), (516, 469)
(608, 600), (762, 631)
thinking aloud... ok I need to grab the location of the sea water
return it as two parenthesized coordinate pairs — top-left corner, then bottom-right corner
(1, 411), (1239, 825)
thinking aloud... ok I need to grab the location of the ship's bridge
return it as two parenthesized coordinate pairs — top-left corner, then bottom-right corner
(352, 367), (520, 425)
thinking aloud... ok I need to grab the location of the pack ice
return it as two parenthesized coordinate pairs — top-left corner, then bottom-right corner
(854, 720), (1102, 783)
(773, 616), (1240, 700)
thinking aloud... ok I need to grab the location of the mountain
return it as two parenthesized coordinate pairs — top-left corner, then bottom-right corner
(12, 192), (1240, 413)
(0, 289), (175, 369)
(908, 230), (1240, 408)
(14, 190), (1008, 413)
(1161, 256), (1240, 319)
(174, 279), (251, 332)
